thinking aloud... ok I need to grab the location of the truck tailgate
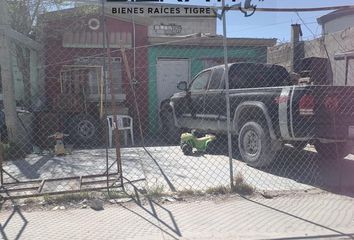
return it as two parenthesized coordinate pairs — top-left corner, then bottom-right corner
(314, 86), (354, 140)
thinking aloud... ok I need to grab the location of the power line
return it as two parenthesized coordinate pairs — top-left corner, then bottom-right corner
(235, 21), (318, 34)
(296, 12), (347, 52)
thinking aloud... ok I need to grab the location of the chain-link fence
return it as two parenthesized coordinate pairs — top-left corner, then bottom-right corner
(1, 1), (354, 200)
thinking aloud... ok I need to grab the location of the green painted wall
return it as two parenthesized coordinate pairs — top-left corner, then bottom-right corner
(148, 45), (267, 134)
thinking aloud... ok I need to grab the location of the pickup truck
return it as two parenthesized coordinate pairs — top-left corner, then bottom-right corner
(159, 62), (354, 167)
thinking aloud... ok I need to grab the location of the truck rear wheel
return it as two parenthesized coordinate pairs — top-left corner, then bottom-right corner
(314, 141), (350, 159)
(238, 121), (276, 168)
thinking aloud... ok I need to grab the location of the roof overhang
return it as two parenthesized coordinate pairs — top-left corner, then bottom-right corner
(41, 6), (151, 26)
(0, 26), (41, 51)
(148, 35), (277, 47)
(334, 50), (354, 60)
(317, 7), (354, 25)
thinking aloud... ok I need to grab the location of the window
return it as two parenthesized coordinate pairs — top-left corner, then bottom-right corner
(74, 57), (123, 95)
(208, 68), (224, 90)
(229, 63), (290, 89)
(60, 66), (107, 102)
(190, 70), (211, 91)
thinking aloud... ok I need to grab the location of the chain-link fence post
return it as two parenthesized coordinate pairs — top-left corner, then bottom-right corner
(221, 0), (234, 190)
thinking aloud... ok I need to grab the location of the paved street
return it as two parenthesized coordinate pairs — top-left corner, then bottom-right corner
(1, 192), (354, 239)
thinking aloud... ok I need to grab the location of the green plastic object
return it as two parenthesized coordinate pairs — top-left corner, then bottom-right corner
(180, 131), (216, 155)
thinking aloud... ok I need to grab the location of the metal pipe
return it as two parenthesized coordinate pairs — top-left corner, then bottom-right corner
(1, 169), (20, 183)
(1, 178), (145, 200)
(106, 38), (124, 190)
(2, 186), (122, 200)
(0, 143), (4, 186)
(222, 0), (234, 189)
(132, 14), (136, 81)
(1, 172), (120, 187)
(38, 180), (46, 193)
(101, 0), (111, 194)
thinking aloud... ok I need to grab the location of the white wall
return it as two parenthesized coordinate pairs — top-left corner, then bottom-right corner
(148, 17), (216, 37)
(323, 15), (354, 34)
(324, 27), (354, 85)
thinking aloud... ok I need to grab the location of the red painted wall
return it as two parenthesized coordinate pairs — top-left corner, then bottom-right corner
(43, 14), (149, 137)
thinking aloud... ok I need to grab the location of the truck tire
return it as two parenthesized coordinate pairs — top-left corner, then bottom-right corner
(160, 109), (180, 144)
(67, 114), (99, 146)
(238, 121), (276, 168)
(314, 141), (349, 159)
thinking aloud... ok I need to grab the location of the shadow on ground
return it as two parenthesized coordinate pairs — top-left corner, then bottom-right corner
(204, 136), (354, 196)
(110, 184), (181, 239)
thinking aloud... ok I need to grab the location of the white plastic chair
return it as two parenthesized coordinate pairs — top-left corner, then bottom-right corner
(107, 115), (134, 147)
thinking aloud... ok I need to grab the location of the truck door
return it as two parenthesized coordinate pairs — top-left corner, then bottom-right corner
(203, 67), (225, 131)
(186, 70), (212, 128)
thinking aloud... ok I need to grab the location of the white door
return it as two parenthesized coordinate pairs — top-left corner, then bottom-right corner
(156, 58), (190, 107)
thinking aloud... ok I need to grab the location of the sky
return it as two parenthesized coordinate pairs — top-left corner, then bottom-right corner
(161, 0), (354, 42)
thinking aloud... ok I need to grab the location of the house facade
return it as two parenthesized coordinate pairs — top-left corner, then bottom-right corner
(268, 8), (354, 86)
(42, 4), (277, 137)
(317, 8), (354, 35)
(317, 8), (354, 86)
(42, 7), (150, 135)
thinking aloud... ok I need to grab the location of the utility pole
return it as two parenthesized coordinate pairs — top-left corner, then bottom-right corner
(0, 1), (20, 143)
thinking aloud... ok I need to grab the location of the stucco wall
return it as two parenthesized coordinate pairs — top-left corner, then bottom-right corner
(324, 27), (354, 85)
(148, 17), (216, 37)
(6, 46), (39, 104)
(267, 43), (292, 71)
(268, 25), (354, 85)
(323, 15), (354, 35)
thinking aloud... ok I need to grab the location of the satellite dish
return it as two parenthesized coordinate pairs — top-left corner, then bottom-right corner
(88, 18), (100, 31)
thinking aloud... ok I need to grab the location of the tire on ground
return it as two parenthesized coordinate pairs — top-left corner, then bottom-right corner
(238, 121), (276, 168)
(67, 114), (99, 146)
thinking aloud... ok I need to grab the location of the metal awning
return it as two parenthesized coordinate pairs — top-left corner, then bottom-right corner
(334, 50), (354, 60)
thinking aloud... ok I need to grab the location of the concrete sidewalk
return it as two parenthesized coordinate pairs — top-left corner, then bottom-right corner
(1, 192), (354, 240)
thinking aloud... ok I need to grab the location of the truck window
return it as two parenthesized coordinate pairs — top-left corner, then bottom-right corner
(208, 68), (224, 90)
(190, 70), (211, 91)
(229, 63), (290, 89)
